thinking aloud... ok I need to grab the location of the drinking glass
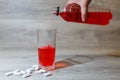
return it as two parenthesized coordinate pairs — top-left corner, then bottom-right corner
(37, 28), (57, 70)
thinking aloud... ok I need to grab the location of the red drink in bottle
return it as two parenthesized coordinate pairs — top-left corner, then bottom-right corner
(53, 3), (112, 26)
(60, 11), (112, 25)
(38, 45), (55, 67)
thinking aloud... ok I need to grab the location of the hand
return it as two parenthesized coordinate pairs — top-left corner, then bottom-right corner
(65, 0), (91, 22)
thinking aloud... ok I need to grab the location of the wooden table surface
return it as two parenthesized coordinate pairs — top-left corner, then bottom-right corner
(0, 49), (120, 80)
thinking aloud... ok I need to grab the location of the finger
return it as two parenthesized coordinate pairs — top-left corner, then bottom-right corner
(81, 5), (88, 22)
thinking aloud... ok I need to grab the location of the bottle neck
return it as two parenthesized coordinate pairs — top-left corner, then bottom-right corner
(52, 6), (60, 16)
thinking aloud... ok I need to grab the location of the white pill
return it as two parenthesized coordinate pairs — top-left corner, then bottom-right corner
(34, 69), (47, 74)
(25, 68), (34, 74)
(39, 69), (47, 73)
(14, 69), (20, 72)
(13, 69), (20, 73)
(44, 72), (52, 77)
(32, 65), (38, 68)
(34, 70), (43, 74)
(28, 68), (35, 71)
(22, 73), (31, 78)
(34, 67), (40, 71)
(5, 72), (13, 76)
(32, 65), (40, 71)
(20, 71), (26, 75)
(13, 72), (22, 76)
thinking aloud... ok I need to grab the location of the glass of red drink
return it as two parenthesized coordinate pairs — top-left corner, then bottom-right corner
(37, 28), (57, 70)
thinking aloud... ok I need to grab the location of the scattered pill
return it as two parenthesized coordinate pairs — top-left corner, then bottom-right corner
(20, 71), (26, 75)
(32, 65), (40, 71)
(14, 69), (20, 73)
(25, 69), (33, 74)
(28, 68), (35, 71)
(34, 70), (43, 74)
(5, 65), (53, 78)
(34, 69), (47, 74)
(13, 72), (22, 76)
(39, 69), (47, 73)
(22, 73), (31, 78)
(32, 65), (38, 68)
(35, 67), (40, 71)
(5, 72), (13, 76)
(44, 72), (52, 77)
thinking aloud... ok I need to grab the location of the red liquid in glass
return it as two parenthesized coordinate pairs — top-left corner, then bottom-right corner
(38, 45), (55, 67)
(59, 11), (112, 25)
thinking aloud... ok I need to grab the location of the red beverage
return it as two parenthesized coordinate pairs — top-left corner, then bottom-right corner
(38, 45), (55, 67)
(53, 3), (112, 26)
(59, 11), (112, 25)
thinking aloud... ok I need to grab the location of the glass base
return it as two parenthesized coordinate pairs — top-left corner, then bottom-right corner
(40, 65), (55, 71)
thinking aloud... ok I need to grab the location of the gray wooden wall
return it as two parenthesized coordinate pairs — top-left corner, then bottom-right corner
(0, 0), (120, 50)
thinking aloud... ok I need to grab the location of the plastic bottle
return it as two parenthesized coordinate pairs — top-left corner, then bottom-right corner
(53, 3), (112, 26)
